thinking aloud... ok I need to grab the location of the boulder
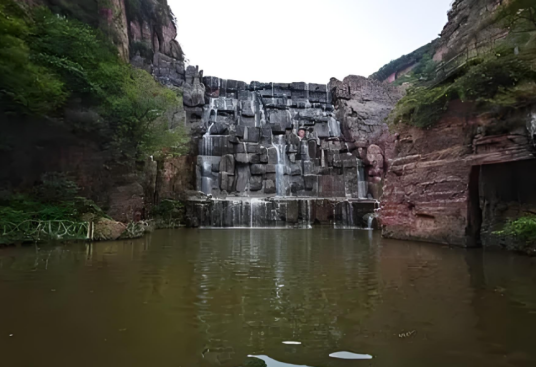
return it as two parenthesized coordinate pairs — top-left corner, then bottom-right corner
(94, 219), (127, 241)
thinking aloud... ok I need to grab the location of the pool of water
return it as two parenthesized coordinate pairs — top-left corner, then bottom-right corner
(1, 228), (536, 367)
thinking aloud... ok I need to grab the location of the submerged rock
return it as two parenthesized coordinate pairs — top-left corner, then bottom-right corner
(244, 357), (267, 367)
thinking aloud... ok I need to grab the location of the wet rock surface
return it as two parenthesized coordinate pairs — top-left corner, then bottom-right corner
(186, 68), (376, 200)
(185, 198), (376, 228)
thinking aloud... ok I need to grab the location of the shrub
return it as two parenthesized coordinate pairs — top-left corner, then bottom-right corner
(0, 176), (108, 228)
(103, 68), (185, 156)
(0, 1), (188, 157)
(455, 54), (536, 102)
(151, 199), (184, 228)
(33, 172), (79, 203)
(390, 51), (536, 128)
(495, 216), (536, 244)
(370, 41), (436, 81)
(389, 84), (456, 128)
(0, 0), (66, 115)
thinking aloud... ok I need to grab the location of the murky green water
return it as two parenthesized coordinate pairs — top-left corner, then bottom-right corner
(1, 229), (536, 367)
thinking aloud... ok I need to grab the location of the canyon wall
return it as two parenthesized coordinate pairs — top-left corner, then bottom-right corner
(0, 0), (190, 222)
(380, 0), (536, 252)
(329, 76), (404, 198)
(381, 102), (535, 248)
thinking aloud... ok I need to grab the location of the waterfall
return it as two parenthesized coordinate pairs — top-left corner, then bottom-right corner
(287, 110), (295, 131)
(529, 110), (536, 147)
(321, 149), (326, 167)
(307, 199), (312, 226)
(356, 159), (367, 199)
(301, 140), (310, 161)
(347, 201), (354, 227)
(328, 117), (341, 137)
(367, 215), (374, 230)
(201, 159), (213, 195)
(243, 141), (248, 160)
(251, 99), (257, 127)
(201, 97), (215, 156)
(272, 135), (288, 197)
(202, 123), (214, 156)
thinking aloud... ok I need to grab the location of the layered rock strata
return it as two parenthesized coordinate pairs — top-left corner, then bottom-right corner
(381, 102), (536, 248)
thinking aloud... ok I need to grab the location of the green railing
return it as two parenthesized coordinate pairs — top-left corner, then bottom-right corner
(1, 220), (90, 244)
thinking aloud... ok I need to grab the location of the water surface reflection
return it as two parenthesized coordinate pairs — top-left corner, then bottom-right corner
(1, 229), (536, 367)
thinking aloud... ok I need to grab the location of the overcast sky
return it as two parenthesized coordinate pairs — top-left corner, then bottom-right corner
(171, 0), (452, 84)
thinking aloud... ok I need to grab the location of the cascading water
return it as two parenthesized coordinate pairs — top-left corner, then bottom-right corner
(356, 159), (368, 199)
(272, 135), (288, 197)
(190, 74), (380, 230)
(201, 97), (216, 156)
(529, 110), (536, 147)
(367, 215), (374, 229)
(201, 159), (213, 195)
(202, 123), (214, 156)
(302, 139), (310, 161)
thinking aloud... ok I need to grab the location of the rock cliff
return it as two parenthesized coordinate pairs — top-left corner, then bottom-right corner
(179, 65), (403, 202)
(0, 0), (189, 223)
(380, 0), (536, 252)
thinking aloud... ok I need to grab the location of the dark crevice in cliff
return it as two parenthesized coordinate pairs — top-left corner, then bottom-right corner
(467, 166), (483, 248)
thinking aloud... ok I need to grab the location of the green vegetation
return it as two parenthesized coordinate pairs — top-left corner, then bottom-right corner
(41, 0), (100, 27)
(495, 215), (536, 244)
(0, 173), (107, 244)
(370, 41), (437, 82)
(389, 0), (536, 128)
(0, 0), (187, 157)
(151, 199), (185, 228)
(0, 0), (66, 115)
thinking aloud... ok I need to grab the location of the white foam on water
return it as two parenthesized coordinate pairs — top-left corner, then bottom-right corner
(329, 351), (373, 360)
(282, 341), (300, 345)
(248, 355), (312, 367)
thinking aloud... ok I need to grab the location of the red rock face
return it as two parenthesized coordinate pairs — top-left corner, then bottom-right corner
(99, 0), (130, 62)
(381, 101), (536, 246)
(156, 156), (196, 201)
(330, 75), (404, 198)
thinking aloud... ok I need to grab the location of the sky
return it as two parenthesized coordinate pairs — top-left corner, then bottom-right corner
(170, 0), (453, 84)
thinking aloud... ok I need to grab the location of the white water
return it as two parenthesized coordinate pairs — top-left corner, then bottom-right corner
(356, 159), (367, 199)
(243, 141), (249, 161)
(202, 123), (214, 156)
(529, 110), (536, 147)
(272, 135), (288, 197)
(367, 215), (374, 229)
(200, 159), (213, 195)
(248, 355), (311, 367)
(329, 352), (373, 360)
